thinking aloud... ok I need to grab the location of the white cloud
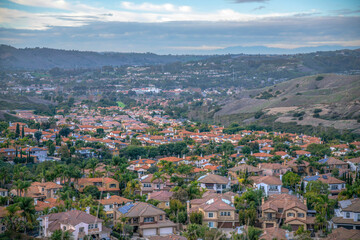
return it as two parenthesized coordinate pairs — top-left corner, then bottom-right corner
(121, 2), (192, 13)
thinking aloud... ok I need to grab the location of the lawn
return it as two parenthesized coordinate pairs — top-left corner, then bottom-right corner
(117, 101), (126, 108)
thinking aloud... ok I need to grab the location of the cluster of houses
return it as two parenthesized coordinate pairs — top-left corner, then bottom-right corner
(1, 105), (360, 239)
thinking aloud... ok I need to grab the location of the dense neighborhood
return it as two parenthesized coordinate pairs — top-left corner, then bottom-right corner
(0, 100), (359, 240)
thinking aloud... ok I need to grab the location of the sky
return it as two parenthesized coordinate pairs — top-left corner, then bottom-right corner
(0, 0), (359, 54)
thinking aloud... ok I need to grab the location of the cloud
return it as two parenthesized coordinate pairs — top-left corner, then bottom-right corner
(1, 16), (359, 54)
(253, 6), (265, 11)
(334, 8), (360, 15)
(120, 2), (192, 13)
(233, 0), (269, 3)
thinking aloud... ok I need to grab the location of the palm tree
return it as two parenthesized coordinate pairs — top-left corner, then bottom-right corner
(86, 158), (99, 177)
(124, 179), (141, 196)
(3, 204), (21, 231)
(151, 172), (166, 191)
(50, 229), (73, 240)
(18, 197), (36, 232)
(13, 180), (30, 197)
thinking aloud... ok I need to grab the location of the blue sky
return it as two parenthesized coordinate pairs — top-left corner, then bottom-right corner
(0, 0), (359, 53)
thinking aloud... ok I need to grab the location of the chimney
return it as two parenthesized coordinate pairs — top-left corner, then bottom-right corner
(280, 174), (283, 181)
(261, 197), (265, 205)
(303, 198), (307, 206)
(186, 200), (190, 214)
(44, 217), (49, 237)
(316, 172), (319, 176)
(107, 193), (110, 199)
(85, 206), (90, 214)
(231, 196), (235, 204)
(34, 198), (38, 206)
(183, 154), (185, 160)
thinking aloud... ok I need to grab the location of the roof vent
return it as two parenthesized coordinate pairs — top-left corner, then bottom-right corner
(206, 199), (214, 205)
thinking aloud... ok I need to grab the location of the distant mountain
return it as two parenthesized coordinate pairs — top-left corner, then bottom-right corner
(0, 45), (208, 70)
(214, 74), (360, 133)
(213, 45), (360, 55)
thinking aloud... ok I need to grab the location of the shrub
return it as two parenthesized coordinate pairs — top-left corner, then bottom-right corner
(316, 76), (324, 81)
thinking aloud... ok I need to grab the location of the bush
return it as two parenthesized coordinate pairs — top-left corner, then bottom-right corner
(314, 108), (322, 113)
(254, 111), (264, 119)
(316, 76), (324, 81)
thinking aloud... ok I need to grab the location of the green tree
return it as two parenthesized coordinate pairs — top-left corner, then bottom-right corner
(183, 223), (208, 240)
(34, 131), (42, 145)
(83, 185), (101, 199)
(50, 229), (73, 240)
(15, 123), (20, 138)
(189, 211), (203, 224)
(86, 158), (99, 177)
(282, 171), (301, 192)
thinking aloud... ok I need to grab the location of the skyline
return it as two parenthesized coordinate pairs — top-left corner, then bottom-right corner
(0, 0), (359, 54)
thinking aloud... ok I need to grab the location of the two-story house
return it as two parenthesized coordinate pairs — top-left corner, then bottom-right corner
(11, 181), (63, 200)
(318, 157), (349, 174)
(114, 202), (177, 237)
(228, 164), (263, 179)
(261, 194), (314, 231)
(331, 198), (360, 230)
(250, 175), (285, 197)
(303, 174), (345, 196)
(197, 174), (231, 193)
(138, 174), (173, 195)
(148, 191), (173, 210)
(39, 209), (111, 240)
(23, 147), (48, 162)
(0, 188), (8, 197)
(76, 178), (120, 195)
(285, 159), (314, 176)
(188, 192), (239, 229)
(258, 163), (290, 177)
(98, 193), (132, 221)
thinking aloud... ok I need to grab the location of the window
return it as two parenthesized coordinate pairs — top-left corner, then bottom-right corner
(89, 224), (93, 229)
(80, 185), (84, 188)
(110, 184), (116, 188)
(269, 185), (278, 191)
(107, 214), (113, 218)
(144, 217), (154, 223)
(287, 213), (295, 217)
(357, 214), (360, 221)
(143, 183), (151, 188)
(95, 223), (98, 229)
(220, 212), (231, 216)
(109, 204), (113, 209)
(165, 202), (169, 206)
(159, 215), (163, 220)
(208, 222), (214, 228)
(298, 213), (305, 218)
(346, 212), (350, 218)
(79, 227), (84, 232)
(208, 212), (214, 218)
(330, 185), (338, 190)
(278, 208), (283, 213)
(63, 226), (66, 231)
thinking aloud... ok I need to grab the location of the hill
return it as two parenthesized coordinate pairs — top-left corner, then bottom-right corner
(214, 74), (360, 133)
(0, 45), (207, 70)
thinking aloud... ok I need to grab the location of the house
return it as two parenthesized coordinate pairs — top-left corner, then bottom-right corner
(331, 198), (360, 230)
(148, 191), (173, 209)
(252, 152), (273, 161)
(197, 174), (231, 193)
(23, 147), (48, 162)
(0, 148), (16, 161)
(0, 188), (8, 197)
(260, 227), (288, 240)
(260, 194), (314, 231)
(258, 163), (290, 177)
(39, 209), (111, 239)
(11, 182), (63, 200)
(98, 193), (132, 220)
(76, 178), (120, 195)
(285, 159), (314, 175)
(138, 174), (173, 195)
(250, 175), (284, 197)
(274, 151), (290, 159)
(324, 227), (360, 240)
(318, 157), (348, 174)
(114, 202), (177, 237)
(188, 192), (239, 228)
(34, 198), (64, 214)
(346, 157), (360, 172)
(295, 150), (311, 158)
(228, 164), (263, 179)
(303, 175), (345, 196)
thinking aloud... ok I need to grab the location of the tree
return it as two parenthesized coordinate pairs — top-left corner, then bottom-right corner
(34, 131), (42, 145)
(86, 158), (99, 177)
(83, 185), (101, 199)
(58, 145), (70, 159)
(183, 224), (208, 240)
(17, 197), (36, 225)
(21, 125), (25, 138)
(15, 123), (20, 138)
(189, 211), (203, 224)
(50, 229), (73, 240)
(282, 171), (301, 192)
(124, 179), (141, 197)
(3, 204), (21, 231)
(151, 172), (166, 190)
(235, 226), (263, 240)
(59, 127), (71, 137)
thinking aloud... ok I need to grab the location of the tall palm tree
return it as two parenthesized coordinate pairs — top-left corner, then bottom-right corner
(18, 197), (36, 231)
(50, 229), (73, 240)
(124, 179), (141, 196)
(86, 158), (99, 177)
(3, 204), (21, 231)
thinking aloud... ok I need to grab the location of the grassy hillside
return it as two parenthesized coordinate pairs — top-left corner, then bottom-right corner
(214, 74), (360, 133)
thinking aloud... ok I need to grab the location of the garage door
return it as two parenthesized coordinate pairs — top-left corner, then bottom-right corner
(159, 227), (173, 235)
(143, 229), (157, 236)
